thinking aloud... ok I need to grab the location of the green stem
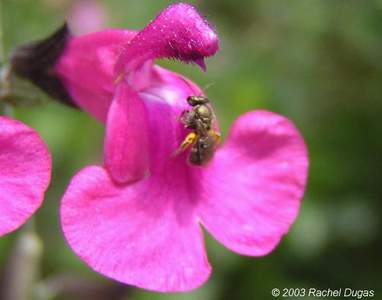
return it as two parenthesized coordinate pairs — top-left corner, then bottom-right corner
(0, 102), (12, 115)
(0, 0), (6, 66)
(0, 65), (12, 115)
(0, 0), (7, 113)
(1, 219), (43, 300)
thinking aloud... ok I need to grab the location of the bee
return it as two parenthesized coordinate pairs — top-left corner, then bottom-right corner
(175, 96), (221, 165)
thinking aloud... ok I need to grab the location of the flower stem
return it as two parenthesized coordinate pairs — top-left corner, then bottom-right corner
(1, 219), (43, 300)
(0, 0), (9, 114)
(0, 0), (5, 66)
(0, 65), (13, 115)
(0, 0), (6, 66)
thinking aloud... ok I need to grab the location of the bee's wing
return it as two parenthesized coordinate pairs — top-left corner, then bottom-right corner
(210, 130), (221, 145)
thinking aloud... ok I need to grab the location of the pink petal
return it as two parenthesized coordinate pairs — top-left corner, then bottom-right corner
(68, 0), (107, 35)
(55, 29), (137, 122)
(197, 111), (309, 256)
(0, 117), (51, 236)
(61, 166), (211, 292)
(104, 82), (149, 184)
(115, 3), (218, 76)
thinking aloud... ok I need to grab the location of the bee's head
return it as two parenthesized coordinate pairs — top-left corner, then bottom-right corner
(187, 96), (209, 106)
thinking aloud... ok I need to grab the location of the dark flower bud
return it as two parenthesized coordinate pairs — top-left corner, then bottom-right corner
(10, 23), (77, 108)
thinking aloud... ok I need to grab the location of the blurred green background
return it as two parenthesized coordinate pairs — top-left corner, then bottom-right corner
(1, 0), (381, 299)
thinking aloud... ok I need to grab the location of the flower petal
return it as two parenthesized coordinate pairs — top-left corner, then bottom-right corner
(68, 0), (107, 35)
(115, 3), (218, 76)
(55, 29), (137, 121)
(61, 166), (211, 292)
(197, 111), (308, 256)
(0, 117), (51, 236)
(104, 82), (149, 184)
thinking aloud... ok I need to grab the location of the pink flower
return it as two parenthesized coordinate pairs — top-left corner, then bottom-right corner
(0, 117), (51, 236)
(57, 3), (308, 292)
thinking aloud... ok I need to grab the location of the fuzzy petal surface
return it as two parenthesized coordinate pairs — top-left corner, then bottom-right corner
(0, 117), (51, 236)
(115, 3), (218, 76)
(61, 166), (211, 292)
(197, 111), (308, 256)
(104, 82), (149, 184)
(55, 29), (137, 121)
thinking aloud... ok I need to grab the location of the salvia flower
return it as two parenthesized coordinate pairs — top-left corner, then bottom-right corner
(54, 3), (308, 292)
(0, 116), (51, 236)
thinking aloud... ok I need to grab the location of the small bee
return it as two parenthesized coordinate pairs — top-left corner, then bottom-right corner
(175, 96), (221, 165)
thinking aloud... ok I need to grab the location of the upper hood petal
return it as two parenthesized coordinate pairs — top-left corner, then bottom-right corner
(115, 3), (219, 78)
(197, 111), (309, 256)
(55, 3), (218, 123)
(0, 117), (51, 236)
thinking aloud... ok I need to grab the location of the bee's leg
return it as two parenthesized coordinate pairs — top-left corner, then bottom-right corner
(179, 132), (198, 150)
(211, 130), (221, 144)
(189, 140), (203, 165)
(179, 110), (188, 119)
(180, 110), (196, 129)
(172, 132), (198, 156)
